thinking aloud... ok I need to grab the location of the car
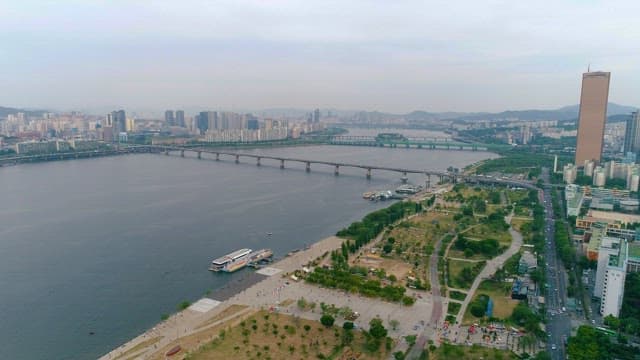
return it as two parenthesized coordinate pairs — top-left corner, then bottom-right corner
(551, 344), (557, 350)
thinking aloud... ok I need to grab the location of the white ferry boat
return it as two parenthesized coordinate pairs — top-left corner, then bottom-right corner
(209, 248), (273, 273)
(209, 248), (252, 272)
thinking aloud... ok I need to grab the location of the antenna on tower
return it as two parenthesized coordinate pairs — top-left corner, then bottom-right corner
(588, 63), (591, 72)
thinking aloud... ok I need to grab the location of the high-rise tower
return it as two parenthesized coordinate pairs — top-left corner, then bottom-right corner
(575, 71), (610, 165)
(175, 110), (185, 127)
(165, 110), (175, 126)
(624, 111), (640, 155)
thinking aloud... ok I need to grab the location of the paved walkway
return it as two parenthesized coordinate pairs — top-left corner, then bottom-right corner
(403, 231), (451, 359)
(450, 212), (523, 341)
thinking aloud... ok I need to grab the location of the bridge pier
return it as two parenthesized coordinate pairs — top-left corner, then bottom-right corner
(197, 151), (201, 159)
(181, 150), (185, 157)
(215, 153), (220, 161)
(401, 172), (408, 183)
(280, 159), (285, 169)
(305, 162), (310, 172)
(366, 168), (372, 179)
(256, 157), (261, 166)
(334, 165), (339, 176)
(235, 155), (240, 164)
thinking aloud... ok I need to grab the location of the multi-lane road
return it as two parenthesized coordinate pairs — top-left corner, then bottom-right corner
(541, 168), (572, 359)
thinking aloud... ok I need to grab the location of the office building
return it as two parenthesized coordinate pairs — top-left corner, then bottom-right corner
(575, 71), (611, 165)
(175, 110), (185, 127)
(246, 114), (259, 130)
(624, 111), (640, 155)
(112, 110), (127, 133)
(196, 111), (209, 134)
(313, 108), (320, 123)
(165, 110), (175, 126)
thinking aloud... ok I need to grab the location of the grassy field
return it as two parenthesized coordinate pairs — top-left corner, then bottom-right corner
(184, 310), (391, 360)
(464, 223), (512, 245)
(430, 343), (518, 360)
(510, 218), (531, 233)
(447, 259), (485, 290)
(448, 290), (467, 301)
(447, 301), (462, 316)
(462, 280), (520, 324)
(362, 211), (455, 289)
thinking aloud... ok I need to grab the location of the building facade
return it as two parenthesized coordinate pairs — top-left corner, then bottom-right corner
(575, 71), (611, 165)
(624, 111), (640, 154)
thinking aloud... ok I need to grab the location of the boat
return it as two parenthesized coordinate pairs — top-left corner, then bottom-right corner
(395, 184), (423, 194)
(247, 249), (274, 268)
(362, 191), (375, 200)
(267, 232), (273, 236)
(209, 248), (252, 272)
(209, 248), (273, 273)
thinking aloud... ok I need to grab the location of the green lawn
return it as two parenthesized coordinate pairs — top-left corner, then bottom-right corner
(462, 280), (520, 324)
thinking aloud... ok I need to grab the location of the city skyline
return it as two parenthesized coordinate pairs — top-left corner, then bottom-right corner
(2, 1), (639, 113)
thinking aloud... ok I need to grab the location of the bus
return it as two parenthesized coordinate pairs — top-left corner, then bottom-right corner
(594, 326), (617, 337)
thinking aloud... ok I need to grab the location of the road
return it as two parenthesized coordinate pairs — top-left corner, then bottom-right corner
(404, 232), (448, 359)
(541, 167), (572, 359)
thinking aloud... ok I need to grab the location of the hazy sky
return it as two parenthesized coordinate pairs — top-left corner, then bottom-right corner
(1, 0), (638, 113)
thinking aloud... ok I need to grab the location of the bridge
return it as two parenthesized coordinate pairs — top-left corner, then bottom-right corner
(155, 146), (536, 190)
(0, 146), (154, 166)
(328, 135), (510, 152)
(0, 144), (535, 190)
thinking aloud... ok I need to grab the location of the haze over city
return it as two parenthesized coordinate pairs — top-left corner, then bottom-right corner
(2, 0), (639, 113)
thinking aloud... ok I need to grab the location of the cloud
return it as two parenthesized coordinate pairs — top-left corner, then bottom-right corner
(0, 0), (638, 112)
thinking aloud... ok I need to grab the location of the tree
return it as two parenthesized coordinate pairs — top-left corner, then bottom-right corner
(320, 314), (335, 327)
(342, 321), (354, 330)
(603, 315), (620, 330)
(341, 327), (354, 345)
(297, 297), (308, 310)
(533, 351), (551, 360)
(177, 300), (191, 310)
(369, 318), (388, 339)
(389, 319), (400, 331)
(383, 243), (393, 254)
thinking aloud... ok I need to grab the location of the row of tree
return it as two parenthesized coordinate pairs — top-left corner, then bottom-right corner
(305, 265), (414, 305)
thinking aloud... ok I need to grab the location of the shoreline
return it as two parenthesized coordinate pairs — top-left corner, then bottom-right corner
(100, 235), (345, 359)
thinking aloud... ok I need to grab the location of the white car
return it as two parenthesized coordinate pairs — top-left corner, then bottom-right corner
(551, 344), (557, 350)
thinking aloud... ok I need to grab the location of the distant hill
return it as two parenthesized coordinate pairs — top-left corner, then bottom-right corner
(557, 102), (638, 117)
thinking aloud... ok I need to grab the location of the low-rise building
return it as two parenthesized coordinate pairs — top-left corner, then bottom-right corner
(565, 184), (584, 217)
(15, 140), (70, 154)
(518, 251), (537, 274)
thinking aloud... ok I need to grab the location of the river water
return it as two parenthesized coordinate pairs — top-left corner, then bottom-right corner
(0, 143), (496, 359)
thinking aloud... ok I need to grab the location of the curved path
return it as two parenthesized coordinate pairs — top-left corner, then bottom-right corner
(450, 213), (523, 341)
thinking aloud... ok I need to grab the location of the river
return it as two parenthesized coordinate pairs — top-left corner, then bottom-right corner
(0, 143), (496, 359)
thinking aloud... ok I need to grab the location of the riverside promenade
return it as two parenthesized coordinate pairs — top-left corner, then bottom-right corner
(100, 236), (344, 359)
